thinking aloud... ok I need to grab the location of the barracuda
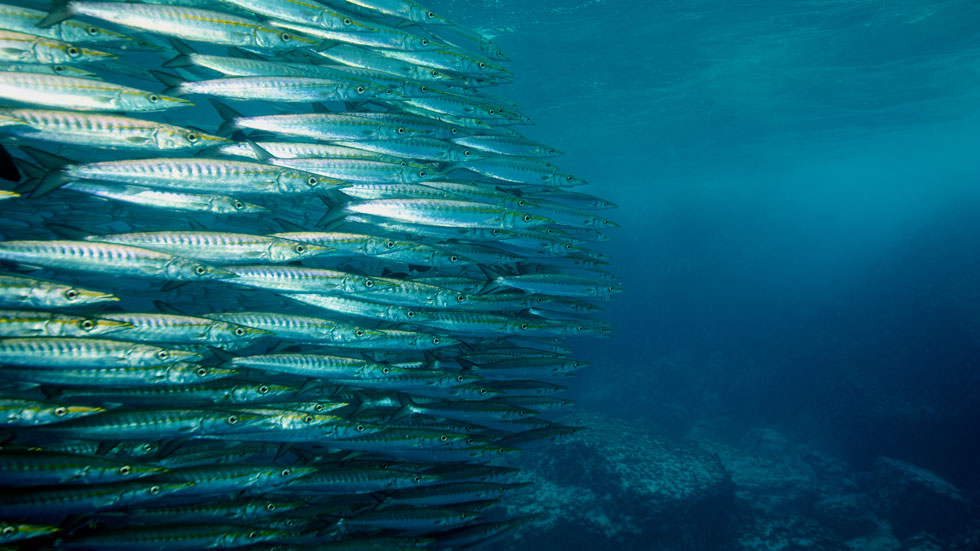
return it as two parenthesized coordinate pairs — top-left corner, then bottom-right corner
(96, 311), (272, 345)
(0, 362), (236, 387)
(0, 108), (227, 150)
(272, 157), (441, 184)
(269, 18), (444, 52)
(62, 182), (269, 215)
(342, 198), (554, 229)
(0, 337), (201, 368)
(40, 1), (316, 52)
(224, 264), (395, 294)
(314, 42), (457, 82)
(334, 136), (476, 162)
(0, 481), (195, 519)
(0, 451), (165, 487)
(0, 240), (235, 281)
(0, 2), (144, 48)
(86, 230), (330, 264)
(0, 29), (115, 65)
(0, 309), (129, 338)
(167, 74), (388, 102)
(0, 72), (189, 111)
(1, 397), (104, 427)
(0, 61), (99, 78)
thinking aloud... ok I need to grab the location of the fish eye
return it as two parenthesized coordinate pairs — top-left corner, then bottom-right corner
(420, 86), (428, 92)
(54, 406), (67, 416)
(518, 200), (525, 206)
(233, 327), (247, 337)
(266, 503), (277, 511)
(119, 465), (131, 475)
(427, 11), (435, 18)
(314, 404), (323, 412)
(194, 266), (207, 275)
(184, 132), (200, 143)
(479, 388), (487, 394)
(248, 531), (257, 538)
(608, 286), (615, 291)
(566, 175), (573, 181)
(258, 385), (269, 393)
(196, 367), (208, 376)
(1, 526), (13, 535)
(356, 86), (365, 94)
(397, 127), (406, 134)
(64, 288), (79, 300)
(450, 128), (458, 135)
(365, 279), (374, 288)
(413, 475), (422, 482)
(491, 229), (500, 235)
(156, 350), (169, 359)
(456, 294), (465, 303)
(430, 70), (438, 76)
(233, 201), (244, 210)
(294, 244), (306, 253)
(463, 150), (471, 157)
(406, 310), (415, 318)
(355, 329), (364, 337)
(456, 375), (465, 382)
(87, 26), (99, 35)
(519, 410), (527, 416)
(382, 367), (390, 374)
(280, 33), (291, 41)
(421, 39), (429, 46)
(307, 176), (318, 186)
(343, 18), (352, 24)
(478, 62), (486, 69)
(356, 424), (365, 432)
(80, 319), (95, 331)
(466, 438), (474, 445)
(303, 415), (314, 423)
(523, 215), (532, 222)
(418, 170), (426, 177)
(53, 65), (65, 73)
(227, 415), (239, 424)
(149, 485), (160, 495)
(148, 94), (159, 103)
(450, 255), (458, 262)
(488, 109), (496, 115)
(142, 443), (154, 452)
(439, 434), (448, 441)
(520, 323), (528, 330)
(66, 46), (80, 57)
(432, 337), (440, 344)
(385, 240), (395, 248)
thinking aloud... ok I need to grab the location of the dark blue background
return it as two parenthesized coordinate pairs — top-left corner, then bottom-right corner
(434, 0), (980, 497)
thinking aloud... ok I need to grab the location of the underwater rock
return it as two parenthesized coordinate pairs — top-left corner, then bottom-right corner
(722, 510), (848, 551)
(813, 493), (880, 540)
(499, 411), (734, 551)
(869, 457), (974, 539)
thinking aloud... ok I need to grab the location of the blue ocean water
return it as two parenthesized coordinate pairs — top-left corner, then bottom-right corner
(432, 0), (980, 548)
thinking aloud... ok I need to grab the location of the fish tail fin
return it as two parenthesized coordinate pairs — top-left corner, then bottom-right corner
(149, 70), (183, 97)
(315, 192), (349, 228)
(162, 38), (196, 68)
(477, 264), (505, 294)
(209, 99), (243, 136)
(18, 146), (71, 197)
(37, 0), (72, 28)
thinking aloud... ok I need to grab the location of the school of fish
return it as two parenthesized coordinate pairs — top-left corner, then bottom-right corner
(0, 0), (620, 548)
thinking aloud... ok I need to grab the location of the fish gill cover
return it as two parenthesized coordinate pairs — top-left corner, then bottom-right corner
(0, 0), (617, 548)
